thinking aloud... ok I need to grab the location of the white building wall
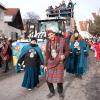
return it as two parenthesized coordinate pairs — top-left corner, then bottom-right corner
(0, 8), (4, 21)
(3, 23), (21, 38)
(0, 8), (5, 35)
(0, 8), (21, 39)
(0, 20), (5, 33)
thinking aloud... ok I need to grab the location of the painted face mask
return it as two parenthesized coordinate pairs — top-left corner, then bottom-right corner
(74, 33), (79, 37)
(74, 33), (79, 40)
(51, 49), (57, 58)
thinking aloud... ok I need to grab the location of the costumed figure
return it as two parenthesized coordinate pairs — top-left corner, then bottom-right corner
(43, 29), (70, 100)
(65, 30), (88, 78)
(17, 38), (44, 90)
(64, 31), (73, 69)
(0, 38), (3, 68)
(93, 41), (100, 61)
(67, 0), (76, 17)
(0, 38), (11, 72)
(63, 31), (73, 45)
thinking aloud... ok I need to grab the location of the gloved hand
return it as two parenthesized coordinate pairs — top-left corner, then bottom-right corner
(40, 65), (44, 69)
(18, 63), (21, 66)
(69, 51), (73, 57)
(16, 63), (21, 73)
(76, 50), (80, 55)
(84, 50), (88, 56)
(44, 66), (47, 72)
(40, 65), (47, 72)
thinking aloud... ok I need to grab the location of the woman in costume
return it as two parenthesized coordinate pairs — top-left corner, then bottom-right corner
(65, 30), (89, 78)
(17, 38), (44, 90)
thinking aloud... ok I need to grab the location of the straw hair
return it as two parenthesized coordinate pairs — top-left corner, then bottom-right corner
(70, 34), (83, 42)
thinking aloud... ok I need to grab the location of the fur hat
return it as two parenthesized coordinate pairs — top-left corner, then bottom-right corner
(46, 27), (56, 34)
(46, 30), (55, 37)
(46, 29), (55, 34)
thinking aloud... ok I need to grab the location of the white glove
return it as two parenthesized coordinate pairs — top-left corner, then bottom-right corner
(23, 65), (25, 68)
(40, 65), (44, 69)
(44, 66), (47, 72)
(18, 63), (21, 66)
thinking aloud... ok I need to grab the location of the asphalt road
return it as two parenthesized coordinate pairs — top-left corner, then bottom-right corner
(0, 51), (100, 100)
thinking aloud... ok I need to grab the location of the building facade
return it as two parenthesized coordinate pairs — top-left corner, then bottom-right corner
(0, 3), (24, 40)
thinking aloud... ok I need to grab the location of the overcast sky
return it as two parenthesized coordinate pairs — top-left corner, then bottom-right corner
(0, 0), (100, 21)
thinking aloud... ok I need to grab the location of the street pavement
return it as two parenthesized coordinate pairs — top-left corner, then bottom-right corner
(0, 51), (100, 100)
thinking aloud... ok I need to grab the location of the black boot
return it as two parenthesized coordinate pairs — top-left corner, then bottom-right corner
(47, 92), (55, 98)
(4, 61), (9, 73)
(47, 82), (55, 98)
(59, 93), (64, 100)
(75, 74), (82, 79)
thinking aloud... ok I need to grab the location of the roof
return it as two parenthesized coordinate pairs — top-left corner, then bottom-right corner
(5, 8), (19, 16)
(5, 8), (24, 30)
(4, 8), (19, 22)
(0, 3), (6, 10)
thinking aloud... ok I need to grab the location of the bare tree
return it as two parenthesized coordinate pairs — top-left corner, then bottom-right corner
(23, 12), (40, 38)
(25, 12), (40, 25)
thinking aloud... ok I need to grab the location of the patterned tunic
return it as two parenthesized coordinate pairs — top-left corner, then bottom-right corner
(45, 36), (70, 83)
(1, 41), (10, 61)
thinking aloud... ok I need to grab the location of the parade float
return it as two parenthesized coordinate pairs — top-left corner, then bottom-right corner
(34, 0), (76, 39)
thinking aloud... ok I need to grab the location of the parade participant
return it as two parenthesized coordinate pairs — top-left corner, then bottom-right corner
(63, 31), (73, 45)
(64, 31), (73, 69)
(65, 30), (88, 78)
(44, 29), (70, 100)
(67, 0), (74, 17)
(1, 38), (11, 72)
(17, 37), (44, 90)
(0, 40), (3, 68)
(93, 41), (100, 61)
(0, 37), (3, 68)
